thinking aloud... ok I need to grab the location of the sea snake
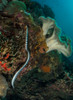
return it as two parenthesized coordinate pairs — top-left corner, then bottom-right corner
(11, 26), (30, 88)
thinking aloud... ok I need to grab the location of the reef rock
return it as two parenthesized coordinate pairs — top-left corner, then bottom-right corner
(0, 74), (8, 98)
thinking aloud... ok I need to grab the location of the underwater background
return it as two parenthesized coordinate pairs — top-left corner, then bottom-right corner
(0, 0), (73, 100)
(32, 0), (73, 61)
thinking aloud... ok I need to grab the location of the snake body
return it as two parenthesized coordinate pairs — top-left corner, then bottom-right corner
(11, 26), (30, 88)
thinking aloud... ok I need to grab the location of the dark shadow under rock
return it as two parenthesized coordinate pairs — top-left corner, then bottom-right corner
(13, 66), (73, 100)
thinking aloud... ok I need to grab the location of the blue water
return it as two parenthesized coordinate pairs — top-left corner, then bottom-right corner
(32, 0), (73, 61)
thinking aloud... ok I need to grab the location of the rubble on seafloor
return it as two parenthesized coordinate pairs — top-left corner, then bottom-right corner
(0, 0), (73, 100)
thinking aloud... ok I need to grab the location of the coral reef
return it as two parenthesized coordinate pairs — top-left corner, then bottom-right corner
(0, 0), (73, 100)
(0, 0), (48, 83)
(39, 16), (72, 57)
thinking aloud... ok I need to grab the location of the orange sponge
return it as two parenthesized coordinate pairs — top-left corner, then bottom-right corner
(40, 65), (51, 73)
